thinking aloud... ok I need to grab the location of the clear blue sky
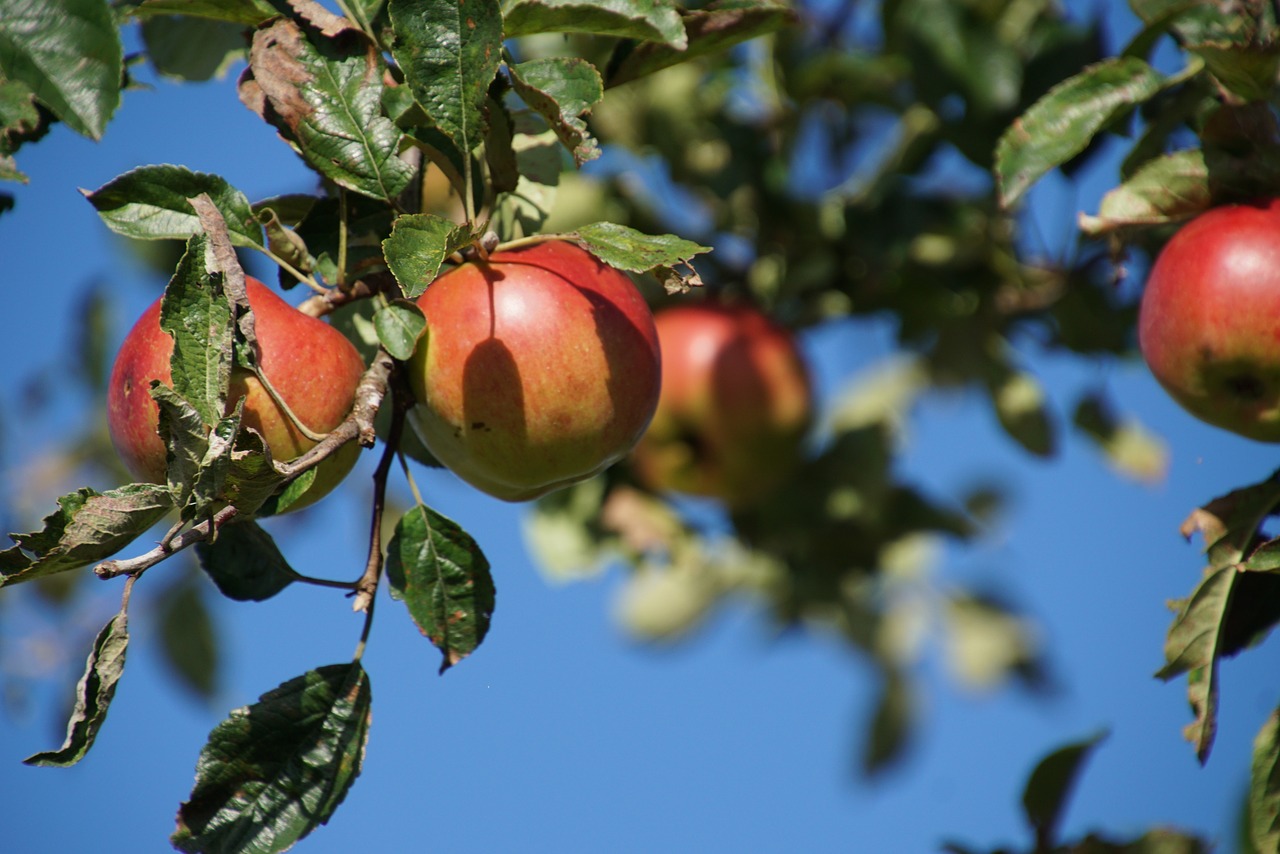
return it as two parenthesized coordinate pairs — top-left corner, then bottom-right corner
(2, 4), (1278, 853)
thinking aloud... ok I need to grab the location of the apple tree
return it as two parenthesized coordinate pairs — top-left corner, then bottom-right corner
(0, 0), (1276, 851)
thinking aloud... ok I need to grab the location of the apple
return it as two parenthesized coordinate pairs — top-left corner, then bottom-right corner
(630, 302), (812, 507)
(107, 277), (366, 511)
(1138, 198), (1280, 442)
(406, 239), (662, 501)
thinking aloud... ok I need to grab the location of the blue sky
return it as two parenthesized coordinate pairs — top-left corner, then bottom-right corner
(2, 4), (1279, 853)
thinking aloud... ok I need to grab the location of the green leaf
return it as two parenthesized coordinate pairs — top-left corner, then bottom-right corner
(85, 165), (263, 246)
(383, 212), (474, 298)
(0, 0), (122, 140)
(509, 57), (602, 166)
(1072, 392), (1168, 484)
(141, 15), (247, 82)
(0, 74), (50, 178)
(0, 484), (174, 587)
(241, 18), (414, 202)
(1252, 708), (1280, 854)
(126, 0), (280, 26)
(161, 235), (235, 426)
(502, 0), (686, 46)
(159, 579), (219, 699)
(386, 504), (495, 673)
(987, 369), (1056, 458)
(388, 0), (504, 159)
(172, 662), (372, 854)
(195, 519), (296, 602)
(24, 611), (129, 767)
(995, 56), (1165, 208)
(1179, 469), (1280, 569)
(573, 221), (710, 279)
(861, 668), (912, 777)
(606, 0), (795, 87)
(220, 425), (290, 519)
(257, 208), (313, 276)
(1078, 149), (1211, 237)
(1156, 565), (1236, 763)
(1021, 731), (1107, 845)
(373, 299), (426, 360)
(1193, 43), (1280, 103)
(152, 383), (214, 510)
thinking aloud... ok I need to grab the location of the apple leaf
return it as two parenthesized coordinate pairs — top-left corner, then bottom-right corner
(383, 212), (475, 298)
(1156, 564), (1236, 763)
(85, 165), (264, 247)
(0, 484), (174, 588)
(196, 519), (296, 602)
(0, 0), (122, 141)
(158, 580), (219, 699)
(240, 18), (414, 203)
(126, 0), (280, 26)
(1251, 707), (1280, 854)
(160, 234), (235, 427)
(606, 1), (796, 88)
(152, 383), (215, 511)
(386, 504), (495, 673)
(23, 611), (129, 767)
(1180, 469), (1280, 569)
(257, 208), (314, 277)
(388, 0), (503, 161)
(141, 15), (247, 82)
(573, 222), (711, 291)
(509, 57), (602, 166)
(502, 0), (687, 46)
(861, 668), (913, 777)
(995, 56), (1166, 209)
(1072, 392), (1168, 484)
(0, 75), (49, 182)
(373, 300), (426, 361)
(171, 662), (372, 854)
(1078, 149), (1211, 237)
(987, 369), (1057, 458)
(1021, 731), (1107, 845)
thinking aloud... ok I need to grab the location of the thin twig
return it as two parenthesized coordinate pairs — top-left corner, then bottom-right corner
(350, 366), (410, 616)
(95, 505), (240, 579)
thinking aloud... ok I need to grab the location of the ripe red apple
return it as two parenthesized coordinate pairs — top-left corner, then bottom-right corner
(406, 240), (662, 501)
(630, 302), (812, 508)
(1138, 198), (1280, 442)
(107, 277), (366, 511)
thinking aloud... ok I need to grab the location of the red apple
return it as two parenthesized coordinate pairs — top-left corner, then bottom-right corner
(406, 240), (662, 501)
(630, 302), (812, 507)
(1138, 198), (1280, 442)
(107, 277), (366, 511)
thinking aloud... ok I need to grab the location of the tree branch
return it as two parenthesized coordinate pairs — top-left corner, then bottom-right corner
(95, 505), (240, 579)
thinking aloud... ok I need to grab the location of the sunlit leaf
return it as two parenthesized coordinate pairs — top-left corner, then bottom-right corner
(382, 212), (474, 298)
(372, 299), (426, 360)
(0, 484), (173, 587)
(388, 0), (503, 160)
(0, 0), (122, 140)
(172, 663), (371, 853)
(574, 222), (710, 287)
(241, 18), (414, 202)
(502, 0), (686, 46)
(606, 1), (795, 87)
(85, 165), (263, 246)
(996, 56), (1165, 208)
(509, 57), (602, 166)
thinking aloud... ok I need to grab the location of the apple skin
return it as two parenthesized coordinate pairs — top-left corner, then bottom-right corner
(107, 277), (366, 512)
(630, 302), (812, 508)
(1138, 198), (1280, 442)
(406, 240), (662, 502)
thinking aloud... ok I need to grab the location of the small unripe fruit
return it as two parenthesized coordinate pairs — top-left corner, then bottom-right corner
(631, 302), (812, 507)
(1138, 199), (1280, 441)
(107, 277), (366, 512)
(407, 240), (662, 501)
